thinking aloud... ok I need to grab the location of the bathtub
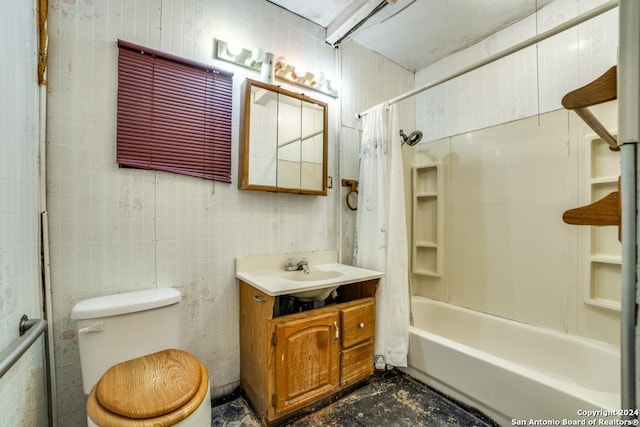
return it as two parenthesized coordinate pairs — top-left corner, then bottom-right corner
(401, 296), (620, 426)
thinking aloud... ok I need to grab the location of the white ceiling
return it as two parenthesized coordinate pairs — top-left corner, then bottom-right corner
(268, 0), (553, 72)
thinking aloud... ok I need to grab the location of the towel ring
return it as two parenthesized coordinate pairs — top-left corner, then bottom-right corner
(342, 179), (358, 211)
(346, 188), (358, 211)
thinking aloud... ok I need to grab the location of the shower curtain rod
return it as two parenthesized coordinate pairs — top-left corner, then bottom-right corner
(356, 0), (619, 119)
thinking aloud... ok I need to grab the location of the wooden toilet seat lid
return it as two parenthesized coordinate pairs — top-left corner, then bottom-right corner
(88, 349), (209, 426)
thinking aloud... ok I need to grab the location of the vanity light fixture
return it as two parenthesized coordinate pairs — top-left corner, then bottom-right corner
(214, 38), (339, 98)
(274, 59), (338, 98)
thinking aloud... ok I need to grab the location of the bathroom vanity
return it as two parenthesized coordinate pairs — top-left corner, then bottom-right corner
(236, 252), (383, 425)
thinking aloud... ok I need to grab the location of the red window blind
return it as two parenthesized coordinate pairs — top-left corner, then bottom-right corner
(116, 40), (233, 183)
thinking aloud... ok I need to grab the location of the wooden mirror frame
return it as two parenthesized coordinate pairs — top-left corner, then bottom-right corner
(238, 78), (328, 196)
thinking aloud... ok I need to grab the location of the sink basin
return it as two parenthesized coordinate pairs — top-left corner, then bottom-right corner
(288, 286), (339, 302)
(236, 252), (384, 302)
(280, 270), (344, 302)
(282, 270), (343, 282)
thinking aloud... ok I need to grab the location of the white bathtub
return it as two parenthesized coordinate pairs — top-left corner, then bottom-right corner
(401, 296), (620, 426)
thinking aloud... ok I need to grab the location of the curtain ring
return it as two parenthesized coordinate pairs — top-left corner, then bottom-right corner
(346, 188), (358, 211)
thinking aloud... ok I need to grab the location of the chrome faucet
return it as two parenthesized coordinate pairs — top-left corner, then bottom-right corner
(285, 257), (310, 274)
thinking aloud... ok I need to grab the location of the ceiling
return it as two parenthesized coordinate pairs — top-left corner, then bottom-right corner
(267, 0), (553, 72)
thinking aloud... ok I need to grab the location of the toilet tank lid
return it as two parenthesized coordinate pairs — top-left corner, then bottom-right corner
(71, 288), (182, 320)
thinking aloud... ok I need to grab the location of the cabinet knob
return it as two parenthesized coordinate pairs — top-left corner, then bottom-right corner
(359, 322), (365, 328)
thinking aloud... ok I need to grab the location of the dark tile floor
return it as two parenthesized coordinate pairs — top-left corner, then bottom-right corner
(211, 369), (497, 427)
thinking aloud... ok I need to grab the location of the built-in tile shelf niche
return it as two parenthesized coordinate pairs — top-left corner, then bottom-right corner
(412, 164), (443, 277)
(585, 134), (621, 311)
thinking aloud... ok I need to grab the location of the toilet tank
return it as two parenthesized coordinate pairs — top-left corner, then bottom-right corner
(71, 288), (182, 394)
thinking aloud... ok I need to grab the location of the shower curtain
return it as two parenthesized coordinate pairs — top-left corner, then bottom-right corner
(353, 104), (409, 369)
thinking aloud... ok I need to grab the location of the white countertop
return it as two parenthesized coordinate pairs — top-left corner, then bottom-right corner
(235, 251), (383, 297)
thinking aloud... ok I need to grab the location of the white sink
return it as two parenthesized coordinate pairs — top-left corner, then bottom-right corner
(235, 251), (384, 300)
(281, 270), (343, 282)
(288, 286), (339, 302)
(282, 271), (343, 301)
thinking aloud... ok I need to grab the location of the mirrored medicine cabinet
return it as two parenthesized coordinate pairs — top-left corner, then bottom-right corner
(239, 78), (328, 195)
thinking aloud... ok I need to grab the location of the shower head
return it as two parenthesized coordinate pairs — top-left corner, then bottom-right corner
(399, 129), (423, 146)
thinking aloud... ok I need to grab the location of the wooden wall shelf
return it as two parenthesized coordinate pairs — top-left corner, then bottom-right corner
(562, 66), (618, 151)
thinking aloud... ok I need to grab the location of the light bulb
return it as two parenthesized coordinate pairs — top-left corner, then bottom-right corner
(226, 40), (243, 57)
(274, 56), (286, 71)
(251, 47), (265, 63)
(294, 64), (307, 78)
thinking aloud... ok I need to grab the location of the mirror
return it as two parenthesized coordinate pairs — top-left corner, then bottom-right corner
(239, 79), (328, 195)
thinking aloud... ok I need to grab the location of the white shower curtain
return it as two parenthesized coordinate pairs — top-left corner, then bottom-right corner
(353, 103), (409, 369)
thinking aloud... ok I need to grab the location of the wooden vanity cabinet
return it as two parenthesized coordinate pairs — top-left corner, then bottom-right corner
(239, 279), (378, 425)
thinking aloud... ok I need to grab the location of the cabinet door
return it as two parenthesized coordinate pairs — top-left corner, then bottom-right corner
(273, 310), (340, 414)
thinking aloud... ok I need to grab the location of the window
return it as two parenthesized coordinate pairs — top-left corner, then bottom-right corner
(116, 40), (233, 183)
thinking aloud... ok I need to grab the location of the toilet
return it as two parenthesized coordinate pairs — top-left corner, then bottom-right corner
(71, 288), (212, 427)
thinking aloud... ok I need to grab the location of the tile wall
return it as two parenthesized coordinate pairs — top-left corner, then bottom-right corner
(46, 0), (338, 424)
(0, 0), (48, 425)
(45, 0), (413, 424)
